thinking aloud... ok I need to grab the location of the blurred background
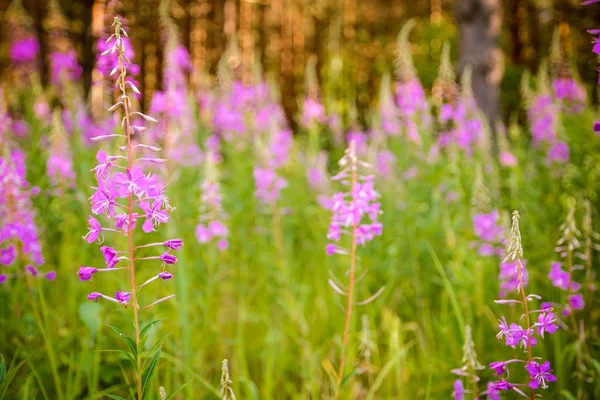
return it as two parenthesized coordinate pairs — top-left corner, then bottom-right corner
(1, 0), (600, 399)
(1, 0), (599, 124)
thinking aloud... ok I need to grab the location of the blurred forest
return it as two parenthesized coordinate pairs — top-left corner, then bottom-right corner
(0, 0), (599, 123)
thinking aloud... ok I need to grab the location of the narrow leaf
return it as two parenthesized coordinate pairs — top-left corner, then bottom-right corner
(0, 355), (5, 386)
(139, 318), (167, 340)
(340, 367), (361, 387)
(107, 325), (137, 359)
(141, 345), (162, 399)
(164, 381), (192, 400)
(560, 390), (577, 400)
(104, 394), (127, 400)
(0, 350), (36, 399)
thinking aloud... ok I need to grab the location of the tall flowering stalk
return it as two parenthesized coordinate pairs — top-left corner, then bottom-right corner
(489, 211), (557, 398)
(150, 3), (201, 166)
(196, 143), (228, 250)
(550, 200), (585, 318)
(450, 325), (485, 399)
(326, 141), (383, 392)
(47, 110), (76, 194)
(0, 136), (60, 397)
(80, 18), (179, 399)
(395, 19), (428, 145)
(522, 68), (569, 165)
(0, 142), (51, 284)
(548, 29), (586, 114)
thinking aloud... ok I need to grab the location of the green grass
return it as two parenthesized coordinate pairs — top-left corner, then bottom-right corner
(1, 91), (600, 400)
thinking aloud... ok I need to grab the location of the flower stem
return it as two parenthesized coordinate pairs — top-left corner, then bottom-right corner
(118, 31), (142, 400)
(517, 258), (534, 400)
(336, 157), (358, 394)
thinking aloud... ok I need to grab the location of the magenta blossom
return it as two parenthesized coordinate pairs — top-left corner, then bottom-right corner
(114, 167), (149, 198)
(83, 216), (102, 243)
(10, 37), (39, 64)
(164, 239), (183, 250)
(100, 246), (119, 268)
(0, 245), (16, 265)
(115, 291), (130, 304)
(535, 312), (558, 338)
(140, 200), (170, 233)
(160, 253), (177, 265)
(158, 271), (172, 280)
(525, 361), (556, 389)
(451, 379), (464, 400)
(88, 292), (102, 301)
(78, 266), (98, 281)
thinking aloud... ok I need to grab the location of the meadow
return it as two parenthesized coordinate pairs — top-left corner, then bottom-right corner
(1, 3), (600, 400)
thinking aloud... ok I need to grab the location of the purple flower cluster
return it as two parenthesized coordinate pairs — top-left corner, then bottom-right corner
(301, 97), (326, 128)
(149, 26), (201, 166)
(395, 78), (428, 144)
(1, 146), (54, 285)
(375, 150), (396, 180)
(552, 78), (586, 112)
(438, 97), (483, 156)
(307, 151), (330, 193)
(50, 50), (83, 85)
(252, 92), (292, 207)
(394, 21), (429, 144)
(472, 210), (504, 257)
(499, 259), (528, 298)
(196, 150), (229, 251)
(10, 36), (39, 64)
(490, 211), (557, 396)
(548, 205), (587, 316)
(527, 93), (569, 164)
(47, 113), (76, 191)
(80, 18), (178, 309)
(472, 210), (527, 298)
(325, 141), (382, 255)
(209, 82), (271, 140)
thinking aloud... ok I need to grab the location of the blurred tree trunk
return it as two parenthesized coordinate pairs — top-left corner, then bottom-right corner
(455, 0), (503, 134)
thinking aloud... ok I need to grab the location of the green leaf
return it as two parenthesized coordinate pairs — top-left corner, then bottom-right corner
(107, 325), (137, 359)
(560, 390), (577, 400)
(340, 367), (361, 387)
(139, 318), (167, 340)
(164, 381), (191, 400)
(0, 350), (36, 400)
(104, 394), (127, 400)
(0, 355), (5, 386)
(141, 344), (162, 400)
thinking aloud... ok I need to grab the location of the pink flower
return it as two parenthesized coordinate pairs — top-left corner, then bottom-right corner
(100, 246), (119, 268)
(83, 216), (102, 243)
(140, 200), (170, 233)
(499, 151), (517, 167)
(114, 167), (149, 197)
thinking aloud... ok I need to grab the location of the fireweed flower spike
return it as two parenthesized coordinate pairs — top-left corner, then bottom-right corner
(552, 199), (585, 318)
(490, 211), (556, 398)
(450, 325), (484, 399)
(80, 17), (179, 399)
(327, 141), (383, 393)
(196, 150), (229, 249)
(0, 143), (54, 284)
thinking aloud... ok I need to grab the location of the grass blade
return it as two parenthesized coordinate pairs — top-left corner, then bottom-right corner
(141, 344), (162, 399)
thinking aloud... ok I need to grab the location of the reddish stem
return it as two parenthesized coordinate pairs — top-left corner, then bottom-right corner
(117, 32), (142, 400)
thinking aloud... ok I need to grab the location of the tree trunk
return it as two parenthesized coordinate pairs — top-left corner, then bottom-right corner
(455, 0), (503, 132)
